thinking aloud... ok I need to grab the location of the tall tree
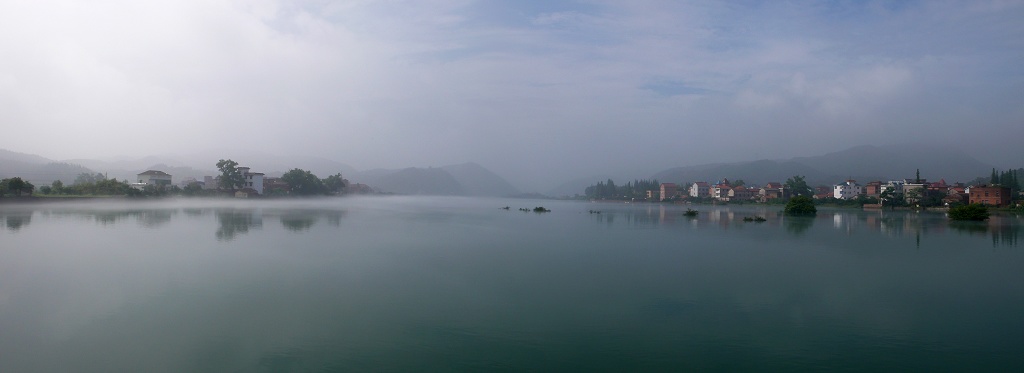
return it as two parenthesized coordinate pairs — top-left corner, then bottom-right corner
(7, 177), (26, 197)
(785, 175), (812, 197)
(216, 159), (245, 191)
(282, 168), (325, 196)
(322, 173), (347, 195)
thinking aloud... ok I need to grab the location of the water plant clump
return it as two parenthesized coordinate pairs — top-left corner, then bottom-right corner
(533, 207), (551, 213)
(784, 196), (817, 216)
(948, 203), (989, 221)
(683, 209), (698, 217)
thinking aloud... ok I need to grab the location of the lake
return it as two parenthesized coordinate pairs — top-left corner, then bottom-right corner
(1, 197), (1022, 372)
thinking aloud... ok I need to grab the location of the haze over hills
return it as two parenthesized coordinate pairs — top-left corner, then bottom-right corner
(651, 143), (994, 188)
(0, 143), (1004, 196)
(351, 163), (521, 197)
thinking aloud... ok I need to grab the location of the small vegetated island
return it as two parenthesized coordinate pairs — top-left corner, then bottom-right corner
(948, 203), (989, 221)
(784, 196), (817, 216)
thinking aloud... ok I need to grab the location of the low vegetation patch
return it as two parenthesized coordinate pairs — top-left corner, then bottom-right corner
(683, 209), (698, 217)
(784, 196), (817, 216)
(948, 204), (989, 221)
(533, 207), (551, 213)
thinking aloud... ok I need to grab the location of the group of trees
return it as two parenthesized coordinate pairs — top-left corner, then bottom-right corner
(38, 174), (133, 196)
(584, 179), (661, 200)
(216, 159), (347, 196)
(280, 169), (346, 196)
(990, 168), (1020, 199)
(0, 177), (35, 197)
(784, 175), (812, 197)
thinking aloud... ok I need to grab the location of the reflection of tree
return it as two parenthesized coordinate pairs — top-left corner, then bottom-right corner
(325, 211), (346, 227)
(268, 209), (347, 231)
(136, 210), (175, 228)
(280, 214), (316, 232)
(3, 212), (32, 231)
(784, 216), (815, 236)
(93, 211), (126, 225)
(182, 208), (205, 218)
(216, 209), (260, 241)
(992, 224), (1020, 247)
(949, 218), (1020, 247)
(949, 221), (988, 236)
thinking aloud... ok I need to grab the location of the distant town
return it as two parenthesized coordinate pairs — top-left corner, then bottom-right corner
(0, 153), (1021, 210)
(581, 169), (1022, 209)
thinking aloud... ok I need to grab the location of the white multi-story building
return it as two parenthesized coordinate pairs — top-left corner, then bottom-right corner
(237, 167), (264, 195)
(689, 182), (710, 198)
(833, 180), (862, 200)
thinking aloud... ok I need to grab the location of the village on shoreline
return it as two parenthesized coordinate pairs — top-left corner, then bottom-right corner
(2, 159), (1023, 212)
(580, 169), (1023, 210)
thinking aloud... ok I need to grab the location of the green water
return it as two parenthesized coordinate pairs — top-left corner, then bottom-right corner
(1, 197), (1022, 372)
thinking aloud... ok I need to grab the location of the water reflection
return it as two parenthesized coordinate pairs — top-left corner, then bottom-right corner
(949, 215), (1022, 248)
(2, 210), (33, 231)
(216, 209), (263, 241)
(280, 213), (316, 232)
(783, 216), (815, 236)
(585, 204), (1022, 247)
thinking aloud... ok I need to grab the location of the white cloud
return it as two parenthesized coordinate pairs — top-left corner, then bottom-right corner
(0, 0), (1021, 187)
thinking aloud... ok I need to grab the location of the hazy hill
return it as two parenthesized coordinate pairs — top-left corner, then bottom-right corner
(653, 160), (828, 187)
(0, 150), (96, 185)
(651, 143), (994, 188)
(789, 143), (992, 184)
(351, 163), (520, 196)
(546, 175), (616, 198)
(366, 167), (466, 195)
(441, 162), (520, 197)
(0, 149), (53, 165)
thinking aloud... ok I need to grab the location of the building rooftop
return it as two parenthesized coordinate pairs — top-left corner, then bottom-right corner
(138, 170), (171, 176)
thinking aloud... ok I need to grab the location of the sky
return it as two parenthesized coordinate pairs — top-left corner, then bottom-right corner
(1, 0), (1022, 191)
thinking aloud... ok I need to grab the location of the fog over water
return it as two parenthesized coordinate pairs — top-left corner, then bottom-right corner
(1, 197), (1023, 371)
(2, 1), (1023, 190)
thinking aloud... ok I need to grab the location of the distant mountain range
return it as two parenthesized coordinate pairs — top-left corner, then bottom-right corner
(0, 143), (1000, 196)
(352, 163), (521, 197)
(651, 143), (994, 187)
(0, 149), (521, 197)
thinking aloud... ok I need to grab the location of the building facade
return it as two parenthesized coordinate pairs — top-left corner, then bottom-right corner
(689, 182), (710, 198)
(659, 183), (679, 201)
(833, 180), (862, 200)
(969, 185), (1011, 207)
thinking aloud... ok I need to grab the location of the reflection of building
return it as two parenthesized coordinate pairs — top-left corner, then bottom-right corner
(137, 170), (172, 186)
(969, 185), (1011, 207)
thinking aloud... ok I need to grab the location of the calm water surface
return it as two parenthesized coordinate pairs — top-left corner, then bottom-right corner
(1, 197), (1022, 372)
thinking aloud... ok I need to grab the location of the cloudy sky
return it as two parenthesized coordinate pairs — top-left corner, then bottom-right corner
(2, 0), (1022, 189)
